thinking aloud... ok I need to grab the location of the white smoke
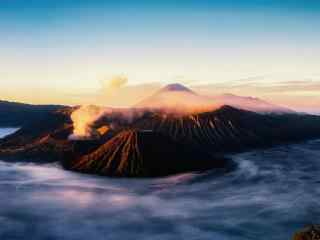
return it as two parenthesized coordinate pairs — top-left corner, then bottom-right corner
(68, 105), (146, 140)
(68, 105), (107, 140)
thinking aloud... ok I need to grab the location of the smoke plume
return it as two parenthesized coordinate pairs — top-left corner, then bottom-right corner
(68, 106), (146, 140)
(68, 105), (106, 140)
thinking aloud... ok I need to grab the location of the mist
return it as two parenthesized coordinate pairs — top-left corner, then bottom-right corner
(1, 139), (319, 240)
(69, 105), (106, 140)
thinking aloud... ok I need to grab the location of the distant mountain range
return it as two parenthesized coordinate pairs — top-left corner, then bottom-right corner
(212, 93), (294, 114)
(1, 84), (319, 177)
(0, 100), (63, 127)
(1, 83), (320, 177)
(136, 83), (294, 114)
(0, 83), (296, 128)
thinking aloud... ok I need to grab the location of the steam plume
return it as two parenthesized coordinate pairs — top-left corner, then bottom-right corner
(69, 105), (106, 140)
(68, 105), (146, 140)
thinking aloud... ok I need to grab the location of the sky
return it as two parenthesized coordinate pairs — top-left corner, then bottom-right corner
(0, 0), (319, 113)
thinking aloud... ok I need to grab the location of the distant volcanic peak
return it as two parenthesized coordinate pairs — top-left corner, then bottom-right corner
(136, 83), (292, 115)
(158, 83), (195, 94)
(135, 83), (222, 114)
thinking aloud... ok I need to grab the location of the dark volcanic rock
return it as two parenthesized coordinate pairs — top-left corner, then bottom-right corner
(0, 106), (119, 163)
(0, 100), (64, 127)
(65, 130), (229, 177)
(132, 106), (320, 153)
(0, 107), (74, 162)
(1, 104), (320, 177)
(0, 107), (72, 148)
(293, 225), (320, 240)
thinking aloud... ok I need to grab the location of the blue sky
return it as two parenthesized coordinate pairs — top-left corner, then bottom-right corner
(0, 0), (319, 110)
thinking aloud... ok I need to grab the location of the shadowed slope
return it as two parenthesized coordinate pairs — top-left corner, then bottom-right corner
(1, 104), (320, 177)
(0, 100), (63, 127)
(0, 107), (72, 148)
(0, 106), (118, 163)
(0, 108), (73, 162)
(66, 130), (229, 177)
(132, 106), (320, 153)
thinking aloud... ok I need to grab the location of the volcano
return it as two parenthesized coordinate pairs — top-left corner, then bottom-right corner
(135, 83), (294, 114)
(1, 100), (320, 177)
(135, 83), (221, 113)
(64, 130), (229, 177)
(131, 105), (320, 153)
(157, 83), (195, 93)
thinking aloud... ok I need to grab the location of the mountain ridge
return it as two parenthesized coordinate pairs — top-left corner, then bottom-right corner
(66, 129), (229, 177)
(0, 99), (65, 127)
(1, 103), (320, 177)
(135, 83), (294, 114)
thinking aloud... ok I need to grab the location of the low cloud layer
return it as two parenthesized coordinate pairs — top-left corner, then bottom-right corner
(0, 140), (319, 240)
